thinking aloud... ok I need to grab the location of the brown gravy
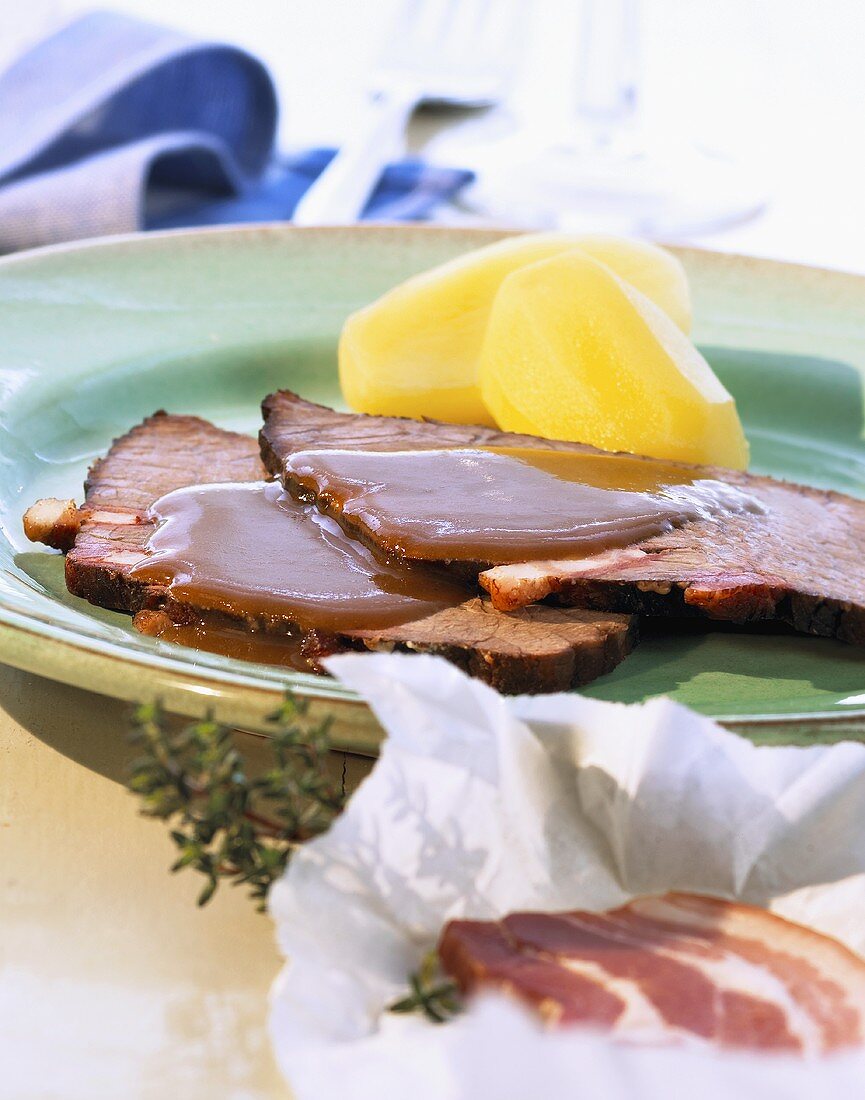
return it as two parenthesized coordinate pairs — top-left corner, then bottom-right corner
(134, 609), (322, 673)
(129, 481), (470, 634)
(285, 446), (762, 564)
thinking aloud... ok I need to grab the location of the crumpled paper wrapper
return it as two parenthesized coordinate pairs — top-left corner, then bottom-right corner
(268, 653), (865, 1099)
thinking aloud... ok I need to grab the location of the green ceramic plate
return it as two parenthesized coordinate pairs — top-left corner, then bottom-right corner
(1, 225), (864, 750)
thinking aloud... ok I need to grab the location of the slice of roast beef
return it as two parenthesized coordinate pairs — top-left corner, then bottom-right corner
(59, 412), (267, 613)
(479, 475), (865, 644)
(24, 412), (635, 693)
(259, 388), (602, 470)
(260, 390), (865, 645)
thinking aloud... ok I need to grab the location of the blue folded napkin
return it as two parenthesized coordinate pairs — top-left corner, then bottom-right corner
(0, 11), (474, 253)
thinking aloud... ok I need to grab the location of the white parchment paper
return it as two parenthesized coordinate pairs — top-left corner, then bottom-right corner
(268, 653), (865, 1098)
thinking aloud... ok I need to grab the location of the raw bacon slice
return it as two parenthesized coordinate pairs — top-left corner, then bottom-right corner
(438, 893), (865, 1054)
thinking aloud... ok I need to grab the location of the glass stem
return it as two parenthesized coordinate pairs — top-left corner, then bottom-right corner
(575, 0), (641, 147)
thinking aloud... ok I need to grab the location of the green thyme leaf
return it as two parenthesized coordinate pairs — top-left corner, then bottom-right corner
(388, 950), (463, 1024)
(127, 694), (346, 910)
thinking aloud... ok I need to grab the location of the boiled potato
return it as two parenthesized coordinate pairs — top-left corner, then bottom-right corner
(478, 251), (748, 469)
(339, 233), (691, 426)
(572, 234), (691, 332)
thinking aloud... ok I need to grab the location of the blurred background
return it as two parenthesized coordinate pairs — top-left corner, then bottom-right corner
(1, 0), (863, 270)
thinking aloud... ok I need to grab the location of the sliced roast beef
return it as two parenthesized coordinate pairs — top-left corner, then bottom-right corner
(259, 388), (602, 471)
(260, 390), (865, 645)
(58, 412), (267, 613)
(24, 413), (635, 693)
(479, 488), (865, 647)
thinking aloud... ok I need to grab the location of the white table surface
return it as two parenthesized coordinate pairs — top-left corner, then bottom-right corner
(0, 669), (291, 1098)
(0, 666), (374, 1098)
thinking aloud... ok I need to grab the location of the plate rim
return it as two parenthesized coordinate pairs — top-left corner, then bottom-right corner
(6, 218), (865, 283)
(2, 221), (864, 739)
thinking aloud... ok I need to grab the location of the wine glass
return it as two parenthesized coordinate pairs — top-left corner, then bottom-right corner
(430, 0), (767, 238)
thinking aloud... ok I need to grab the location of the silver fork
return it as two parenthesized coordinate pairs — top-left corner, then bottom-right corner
(292, 0), (523, 226)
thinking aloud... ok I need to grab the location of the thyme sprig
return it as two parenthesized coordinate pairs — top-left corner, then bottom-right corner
(127, 694), (345, 908)
(389, 950), (463, 1024)
(129, 698), (464, 1023)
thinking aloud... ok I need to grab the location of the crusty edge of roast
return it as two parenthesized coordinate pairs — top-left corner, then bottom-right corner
(22, 498), (81, 551)
(542, 577), (865, 646)
(352, 604), (638, 694)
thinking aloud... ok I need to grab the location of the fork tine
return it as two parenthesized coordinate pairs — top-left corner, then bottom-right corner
(378, 0), (524, 99)
(411, 0), (455, 47)
(431, 0), (506, 75)
(474, 0), (526, 69)
(379, 0), (425, 57)
(384, 0), (416, 39)
(459, 0), (493, 43)
(440, 0), (492, 66)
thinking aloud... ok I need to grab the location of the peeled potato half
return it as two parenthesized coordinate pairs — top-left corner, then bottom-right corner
(339, 233), (692, 426)
(478, 250), (749, 470)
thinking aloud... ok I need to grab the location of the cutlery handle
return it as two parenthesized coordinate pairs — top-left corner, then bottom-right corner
(292, 88), (419, 226)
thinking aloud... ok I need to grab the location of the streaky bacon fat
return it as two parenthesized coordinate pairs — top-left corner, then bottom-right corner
(437, 893), (865, 1054)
